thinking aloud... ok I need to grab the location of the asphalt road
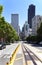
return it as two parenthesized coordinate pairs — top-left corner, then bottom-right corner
(0, 41), (42, 65)
(30, 43), (42, 50)
(22, 44), (42, 65)
(13, 44), (23, 65)
(0, 43), (18, 65)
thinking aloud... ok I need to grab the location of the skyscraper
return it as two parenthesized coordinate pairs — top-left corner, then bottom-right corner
(28, 4), (35, 28)
(22, 21), (29, 37)
(11, 14), (19, 35)
(32, 15), (42, 35)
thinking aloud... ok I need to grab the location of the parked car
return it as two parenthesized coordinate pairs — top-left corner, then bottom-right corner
(39, 41), (42, 44)
(0, 43), (6, 50)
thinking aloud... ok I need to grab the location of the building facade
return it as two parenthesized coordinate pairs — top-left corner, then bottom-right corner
(32, 15), (42, 36)
(11, 14), (19, 35)
(28, 4), (35, 28)
(22, 21), (29, 37)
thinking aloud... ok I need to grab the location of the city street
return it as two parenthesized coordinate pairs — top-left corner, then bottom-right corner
(0, 0), (42, 65)
(0, 41), (42, 65)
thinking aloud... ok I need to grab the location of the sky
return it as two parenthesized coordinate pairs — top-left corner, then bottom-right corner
(0, 0), (42, 30)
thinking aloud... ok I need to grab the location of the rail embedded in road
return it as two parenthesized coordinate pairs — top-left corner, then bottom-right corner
(22, 44), (42, 65)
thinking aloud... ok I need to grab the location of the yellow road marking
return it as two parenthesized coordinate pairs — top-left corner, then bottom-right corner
(6, 44), (20, 65)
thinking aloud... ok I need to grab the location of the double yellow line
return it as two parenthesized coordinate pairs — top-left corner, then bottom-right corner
(6, 44), (20, 65)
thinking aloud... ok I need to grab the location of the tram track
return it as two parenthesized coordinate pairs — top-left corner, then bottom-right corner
(22, 44), (42, 65)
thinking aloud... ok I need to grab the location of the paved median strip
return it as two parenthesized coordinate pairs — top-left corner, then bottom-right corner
(15, 57), (23, 61)
(21, 45), (26, 65)
(6, 44), (20, 65)
(27, 61), (34, 65)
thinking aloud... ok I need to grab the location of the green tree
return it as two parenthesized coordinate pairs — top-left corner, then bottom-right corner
(0, 18), (19, 43)
(37, 22), (42, 42)
(0, 5), (3, 17)
(0, 17), (6, 41)
(26, 35), (37, 44)
(0, 5), (19, 43)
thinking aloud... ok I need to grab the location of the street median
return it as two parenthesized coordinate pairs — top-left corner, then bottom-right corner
(6, 44), (20, 65)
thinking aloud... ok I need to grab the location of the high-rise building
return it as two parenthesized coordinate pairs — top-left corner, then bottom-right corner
(11, 14), (19, 35)
(22, 21), (29, 37)
(32, 15), (42, 36)
(28, 4), (35, 28)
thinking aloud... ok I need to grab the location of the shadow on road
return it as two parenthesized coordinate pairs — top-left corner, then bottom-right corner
(31, 44), (42, 47)
(23, 41), (42, 47)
